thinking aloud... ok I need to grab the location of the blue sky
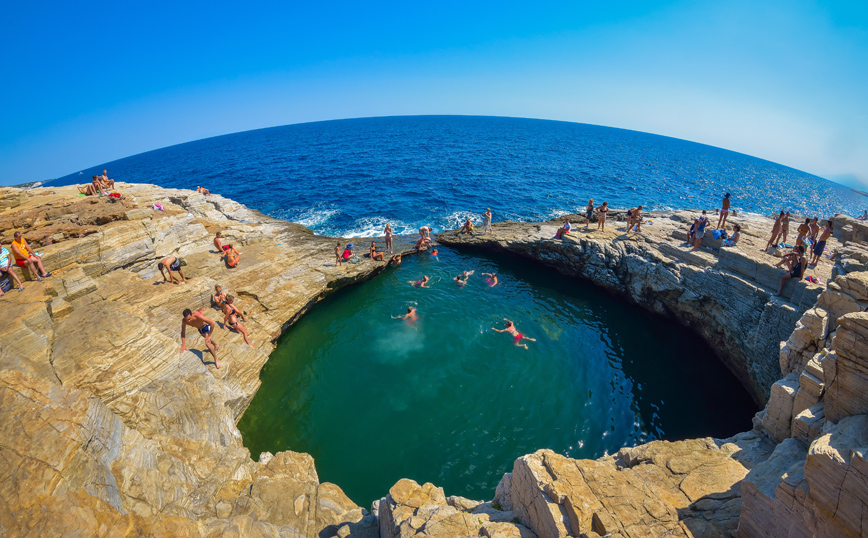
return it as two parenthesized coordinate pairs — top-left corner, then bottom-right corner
(2, 1), (866, 188)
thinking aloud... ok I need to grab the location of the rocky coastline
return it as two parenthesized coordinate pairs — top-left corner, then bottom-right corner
(0, 183), (866, 537)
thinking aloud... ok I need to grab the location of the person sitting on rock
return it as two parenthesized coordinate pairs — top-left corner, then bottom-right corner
(212, 284), (227, 308)
(723, 224), (741, 247)
(196, 186), (210, 195)
(11, 232), (51, 281)
(554, 218), (571, 239)
(0, 244), (25, 293)
(214, 231), (230, 253)
(180, 308), (221, 368)
(370, 241), (385, 262)
(222, 295), (254, 348)
(459, 218), (474, 234)
(77, 178), (102, 196)
(221, 245), (241, 268)
(100, 170), (115, 190)
(158, 256), (186, 284)
(773, 245), (807, 296)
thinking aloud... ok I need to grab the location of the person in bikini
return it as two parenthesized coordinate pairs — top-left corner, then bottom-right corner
(453, 270), (474, 287)
(180, 308), (221, 368)
(384, 223), (393, 253)
(780, 212), (792, 245)
(774, 245), (807, 296)
(492, 319), (536, 349)
(370, 241), (385, 262)
(627, 205), (644, 233)
(765, 211), (785, 251)
(596, 202), (609, 231)
(810, 221), (833, 266)
(11, 231), (51, 281)
(795, 219), (811, 248)
(716, 193), (731, 229)
(409, 275), (430, 288)
(221, 245), (241, 268)
(222, 295), (254, 347)
(584, 199), (594, 230)
(78, 177), (103, 196)
(158, 256), (186, 284)
(482, 272), (498, 287)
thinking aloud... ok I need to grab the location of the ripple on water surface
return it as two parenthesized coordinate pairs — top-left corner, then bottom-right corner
(238, 248), (757, 506)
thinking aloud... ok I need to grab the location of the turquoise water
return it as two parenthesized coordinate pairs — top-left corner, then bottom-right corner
(238, 247), (756, 506)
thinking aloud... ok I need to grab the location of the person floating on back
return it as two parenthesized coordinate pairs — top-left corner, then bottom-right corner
(158, 256), (186, 284)
(492, 319), (536, 349)
(11, 232), (51, 281)
(180, 308), (221, 368)
(717, 193), (731, 229)
(223, 295), (254, 348)
(774, 245), (807, 297)
(554, 218), (571, 239)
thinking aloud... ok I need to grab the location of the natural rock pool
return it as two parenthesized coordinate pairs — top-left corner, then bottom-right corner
(239, 247), (757, 506)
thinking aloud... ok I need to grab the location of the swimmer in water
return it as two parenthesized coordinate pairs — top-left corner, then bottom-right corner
(453, 270), (474, 287)
(389, 254), (402, 265)
(431, 249), (439, 257)
(395, 306), (418, 322)
(408, 275), (430, 288)
(482, 272), (498, 287)
(492, 319), (536, 349)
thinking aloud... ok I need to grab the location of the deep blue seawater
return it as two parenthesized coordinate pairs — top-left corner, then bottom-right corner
(55, 116), (864, 237)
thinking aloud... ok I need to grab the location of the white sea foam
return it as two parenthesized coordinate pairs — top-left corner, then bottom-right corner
(339, 216), (413, 238)
(284, 204), (341, 229)
(442, 210), (483, 231)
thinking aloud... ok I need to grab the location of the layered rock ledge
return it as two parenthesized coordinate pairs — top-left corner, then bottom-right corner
(1, 183), (867, 537)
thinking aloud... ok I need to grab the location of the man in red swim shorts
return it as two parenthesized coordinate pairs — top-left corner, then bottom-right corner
(492, 318), (537, 349)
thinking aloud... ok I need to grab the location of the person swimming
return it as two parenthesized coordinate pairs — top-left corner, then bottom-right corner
(453, 270), (474, 287)
(395, 306), (418, 322)
(409, 275), (430, 288)
(482, 272), (498, 287)
(492, 319), (536, 349)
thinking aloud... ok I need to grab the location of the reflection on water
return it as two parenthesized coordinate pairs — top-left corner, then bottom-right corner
(238, 247), (757, 506)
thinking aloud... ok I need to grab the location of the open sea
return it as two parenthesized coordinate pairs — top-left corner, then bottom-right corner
(54, 116), (865, 236)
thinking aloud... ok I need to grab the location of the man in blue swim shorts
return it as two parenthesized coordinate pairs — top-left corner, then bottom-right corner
(180, 308), (221, 369)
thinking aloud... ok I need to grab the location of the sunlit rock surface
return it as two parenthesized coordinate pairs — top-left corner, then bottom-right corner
(1, 184), (866, 537)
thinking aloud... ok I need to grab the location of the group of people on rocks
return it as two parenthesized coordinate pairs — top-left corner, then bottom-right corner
(77, 169), (115, 196)
(0, 231), (52, 297)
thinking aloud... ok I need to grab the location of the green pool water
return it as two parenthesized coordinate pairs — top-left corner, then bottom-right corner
(238, 247), (757, 507)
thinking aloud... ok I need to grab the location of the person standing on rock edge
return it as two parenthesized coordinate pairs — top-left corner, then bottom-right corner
(384, 223), (393, 253)
(158, 256), (186, 284)
(596, 202), (609, 231)
(780, 211), (792, 245)
(765, 211), (785, 251)
(482, 208), (492, 235)
(492, 319), (536, 349)
(584, 199), (595, 230)
(692, 211), (709, 251)
(810, 221), (833, 267)
(717, 193), (731, 229)
(181, 308), (222, 368)
(334, 242), (343, 267)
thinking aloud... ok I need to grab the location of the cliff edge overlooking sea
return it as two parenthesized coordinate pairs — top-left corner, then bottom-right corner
(0, 183), (866, 537)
